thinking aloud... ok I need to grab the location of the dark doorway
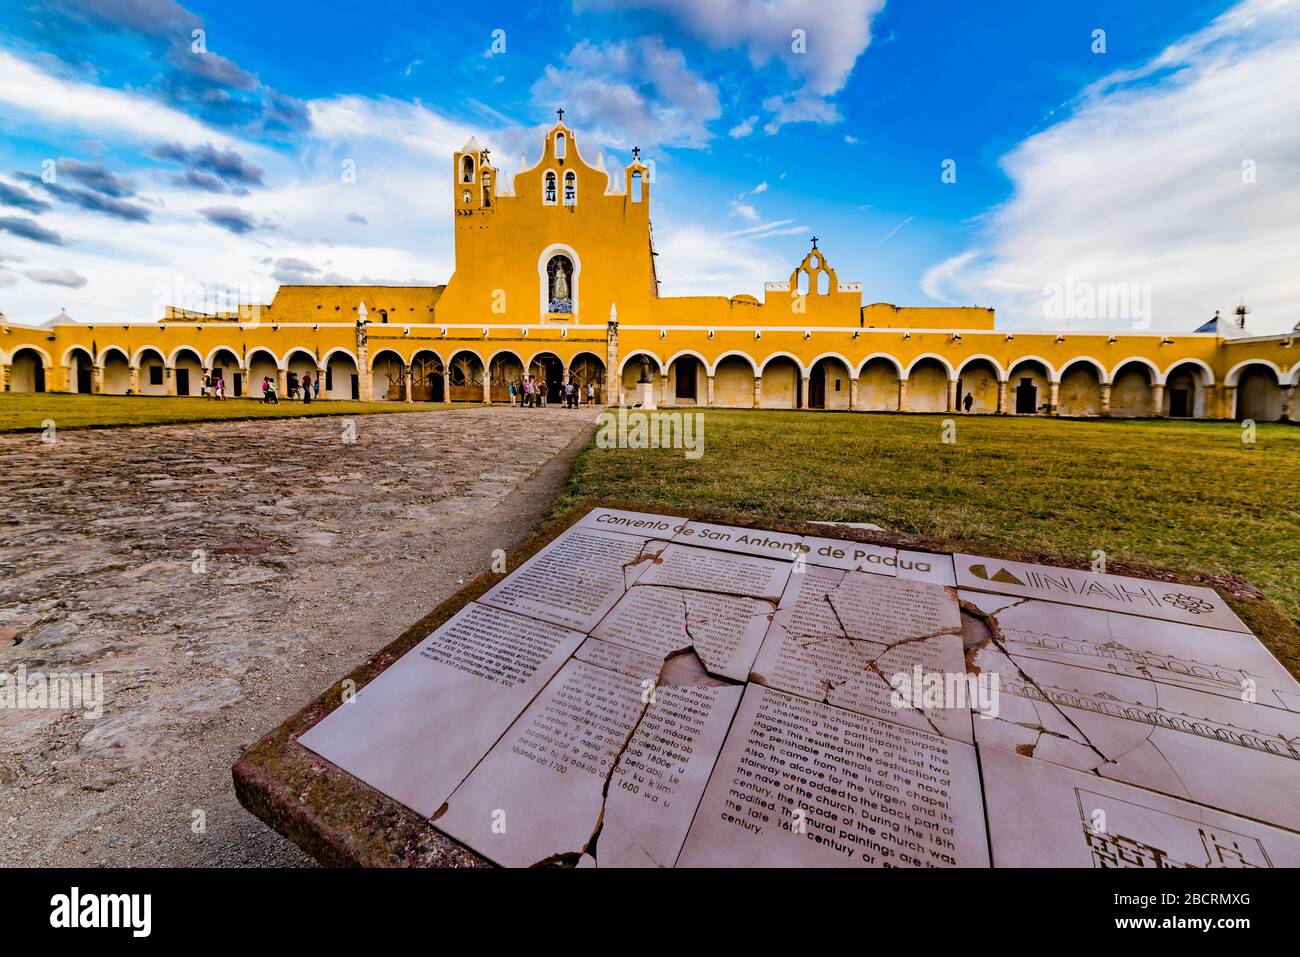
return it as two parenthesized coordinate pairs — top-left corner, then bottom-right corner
(34, 365), (45, 393)
(233, 372), (243, 397)
(76, 365), (92, 394)
(533, 355), (564, 402)
(350, 373), (360, 400)
(1169, 388), (1190, 418)
(808, 365), (826, 409)
(675, 357), (699, 401)
(175, 368), (190, 396)
(1015, 377), (1037, 414)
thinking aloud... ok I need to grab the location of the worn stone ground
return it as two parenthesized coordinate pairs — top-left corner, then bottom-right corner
(0, 406), (596, 866)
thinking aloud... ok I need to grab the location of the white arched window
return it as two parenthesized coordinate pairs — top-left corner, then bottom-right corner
(563, 171), (576, 205)
(461, 155), (475, 183)
(555, 132), (566, 159)
(631, 170), (643, 202)
(544, 170), (557, 205)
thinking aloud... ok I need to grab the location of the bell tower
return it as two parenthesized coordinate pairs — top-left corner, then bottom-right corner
(454, 136), (495, 215)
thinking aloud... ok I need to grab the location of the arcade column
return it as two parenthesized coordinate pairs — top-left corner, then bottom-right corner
(849, 377), (860, 411)
(1151, 382), (1165, 417)
(706, 374), (715, 407)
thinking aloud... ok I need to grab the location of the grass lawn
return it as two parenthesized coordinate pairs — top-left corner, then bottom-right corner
(557, 409), (1300, 624)
(0, 392), (455, 432)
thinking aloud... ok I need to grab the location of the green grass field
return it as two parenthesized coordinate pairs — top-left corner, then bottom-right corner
(557, 409), (1300, 623)
(0, 392), (450, 432)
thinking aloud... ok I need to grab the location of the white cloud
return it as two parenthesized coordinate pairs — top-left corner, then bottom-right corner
(0, 50), (259, 153)
(728, 114), (758, 137)
(576, 0), (883, 95)
(531, 37), (721, 149)
(923, 0), (1300, 333)
(25, 267), (88, 287)
(653, 222), (788, 297)
(0, 62), (475, 323)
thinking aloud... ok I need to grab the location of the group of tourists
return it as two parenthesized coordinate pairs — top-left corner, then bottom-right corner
(200, 374), (227, 400)
(507, 376), (595, 409)
(259, 371), (321, 405)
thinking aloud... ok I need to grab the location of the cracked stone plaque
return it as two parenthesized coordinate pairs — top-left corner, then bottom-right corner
(954, 554), (1248, 632)
(298, 602), (586, 817)
(677, 685), (989, 868)
(801, 536), (956, 586)
(477, 524), (667, 632)
(591, 583), (775, 682)
(961, 590), (1300, 710)
(980, 746), (1300, 867)
(751, 566), (973, 742)
(434, 638), (743, 868)
(635, 541), (792, 601)
(970, 635), (1300, 832)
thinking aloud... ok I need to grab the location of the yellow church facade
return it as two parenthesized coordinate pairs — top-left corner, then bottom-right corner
(1, 120), (1296, 421)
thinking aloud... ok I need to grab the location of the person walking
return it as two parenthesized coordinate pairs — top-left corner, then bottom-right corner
(201, 373), (212, 400)
(508, 381), (516, 407)
(313, 374), (321, 400)
(215, 375), (226, 400)
(262, 376), (278, 404)
(963, 392), (973, 413)
(587, 382), (595, 406)
(302, 372), (313, 404)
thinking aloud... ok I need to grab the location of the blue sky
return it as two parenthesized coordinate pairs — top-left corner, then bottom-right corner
(1, 0), (1297, 332)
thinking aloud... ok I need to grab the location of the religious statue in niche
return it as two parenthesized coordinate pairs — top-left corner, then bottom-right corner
(547, 255), (573, 313)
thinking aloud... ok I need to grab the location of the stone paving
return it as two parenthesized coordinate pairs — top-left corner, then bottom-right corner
(0, 406), (595, 865)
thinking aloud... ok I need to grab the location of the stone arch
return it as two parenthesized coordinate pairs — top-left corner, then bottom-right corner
(63, 346), (95, 394)
(712, 354), (756, 408)
(1057, 359), (1105, 417)
(527, 350), (565, 404)
(1007, 357), (1053, 415)
(1225, 359), (1283, 388)
(447, 349), (485, 401)
(489, 349), (525, 403)
(99, 346), (132, 395)
(568, 352), (606, 404)
(207, 347), (242, 397)
(856, 356), (901, 411)
(955, 354), (1007, 383)
(8, 346), (47, 393)
(135, 347), (167, 396)
(617, 351), (667, 376)
(1232, 362), (1284, 421)
(954, 356), (1001, 414)
(246, 348), (279, 399)
(619, 350), (665, 404)
(667, 351), (707, 405)
(1109, 356), (1161, 385)
(280, 347), (317, 372)
(409, 349), (445, 402)
(708, 350), (758, 376)
(170, 346), (204, 396)
(808, 353), (852, 410)
(760, 355), (801, 409)
(1162, 360), (1212, 418)
(323, 348), (360, 400)
(203, 346), (240, 369)
(905, 356), (951, 413)
(758, 352), (808, 377)
(1109, 359), (1157, 417)
(370, 349), (407, 401)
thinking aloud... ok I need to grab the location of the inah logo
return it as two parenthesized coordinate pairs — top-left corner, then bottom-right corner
(967, 563), (1025, 586)
(50, 887), (151, 938)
